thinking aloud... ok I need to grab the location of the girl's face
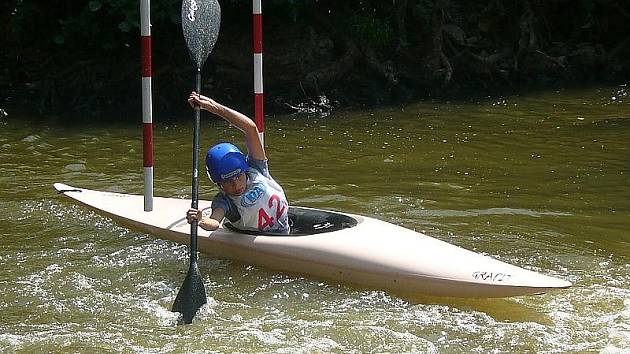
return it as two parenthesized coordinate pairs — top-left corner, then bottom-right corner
(219, 172), (247, 196)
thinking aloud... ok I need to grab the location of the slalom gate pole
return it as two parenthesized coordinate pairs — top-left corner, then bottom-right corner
(253, 0), (264, 146)
(141, 0), (154, 211)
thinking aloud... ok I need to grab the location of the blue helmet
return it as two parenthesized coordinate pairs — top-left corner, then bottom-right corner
(205, 143), (249, 184)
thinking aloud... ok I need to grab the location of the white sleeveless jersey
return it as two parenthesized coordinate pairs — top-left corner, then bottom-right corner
(227, 169), (289, 234)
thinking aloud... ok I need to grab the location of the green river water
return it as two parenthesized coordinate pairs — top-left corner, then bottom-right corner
(1, 86), (629, 353)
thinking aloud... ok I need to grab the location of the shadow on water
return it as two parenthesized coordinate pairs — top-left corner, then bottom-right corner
(588, 117), (630, 128)
(219, 260), (558, 325)
(395, 292), (555, 324)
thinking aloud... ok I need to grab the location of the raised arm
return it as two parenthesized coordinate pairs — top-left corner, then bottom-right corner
(189, 92), (266, 160)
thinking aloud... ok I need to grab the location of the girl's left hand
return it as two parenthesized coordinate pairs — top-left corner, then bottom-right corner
(186, 207), (203, 224)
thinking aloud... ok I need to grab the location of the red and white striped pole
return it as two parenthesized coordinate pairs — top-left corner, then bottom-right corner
(253, 0), (264, 145)
(141, 0), (154, 211)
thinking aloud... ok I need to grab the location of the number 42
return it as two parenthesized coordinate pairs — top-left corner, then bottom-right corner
(257, 195), (286, 230)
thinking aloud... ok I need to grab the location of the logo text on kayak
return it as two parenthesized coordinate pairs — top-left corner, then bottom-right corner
(472, 271), (512, 282)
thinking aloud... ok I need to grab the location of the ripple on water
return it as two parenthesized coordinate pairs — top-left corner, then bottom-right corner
(64, 163), (86, 172)
(601, 298), (630, 352)
(407, 207), (572, 218)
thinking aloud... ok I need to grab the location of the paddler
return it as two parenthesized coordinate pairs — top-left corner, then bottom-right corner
(185, 92), (290, 234)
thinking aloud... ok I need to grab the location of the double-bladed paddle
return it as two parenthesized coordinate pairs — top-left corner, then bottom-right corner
(172, 0), (221, 325)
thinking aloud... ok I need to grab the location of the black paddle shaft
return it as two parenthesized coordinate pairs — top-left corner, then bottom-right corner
(190, 69), (201, 260)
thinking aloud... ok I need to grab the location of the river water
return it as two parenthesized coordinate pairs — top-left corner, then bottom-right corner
(1, 86), (629, 352)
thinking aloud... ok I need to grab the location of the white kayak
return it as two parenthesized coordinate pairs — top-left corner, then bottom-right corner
(53, 183), (571, 298)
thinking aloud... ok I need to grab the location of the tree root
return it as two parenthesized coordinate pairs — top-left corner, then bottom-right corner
(303, 39), (360, 93)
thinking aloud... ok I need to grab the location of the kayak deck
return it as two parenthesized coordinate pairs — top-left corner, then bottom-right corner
(53, 183), (572, 298)
(226, 206), (358, 236)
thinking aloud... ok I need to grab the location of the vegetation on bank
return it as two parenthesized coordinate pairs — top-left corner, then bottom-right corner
(2, 0), (629, 119)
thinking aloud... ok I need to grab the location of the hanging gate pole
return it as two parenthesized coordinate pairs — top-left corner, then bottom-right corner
(141, 0), (154, 211)
(252, 0), (264, 145)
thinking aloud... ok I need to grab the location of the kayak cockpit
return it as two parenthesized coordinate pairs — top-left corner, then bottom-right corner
(225, 206), (359, 236)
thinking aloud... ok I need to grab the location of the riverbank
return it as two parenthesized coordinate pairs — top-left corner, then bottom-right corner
(2, 1), (629, 120)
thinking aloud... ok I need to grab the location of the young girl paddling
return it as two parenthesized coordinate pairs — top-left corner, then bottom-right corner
(185, 92), (290, 234)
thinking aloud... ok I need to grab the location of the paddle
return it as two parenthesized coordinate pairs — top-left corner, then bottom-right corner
(171, 0), (221, 325)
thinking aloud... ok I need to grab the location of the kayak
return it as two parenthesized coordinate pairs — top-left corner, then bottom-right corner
(53, 182), (571, 298)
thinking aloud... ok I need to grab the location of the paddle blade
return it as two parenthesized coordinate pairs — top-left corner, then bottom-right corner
(172, 261), (208, 324)
(181, 0), (221, 69)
